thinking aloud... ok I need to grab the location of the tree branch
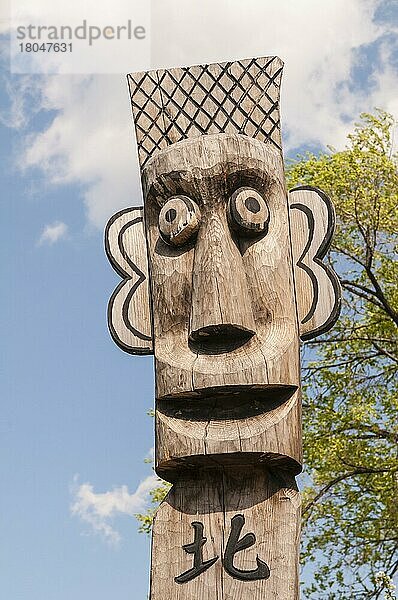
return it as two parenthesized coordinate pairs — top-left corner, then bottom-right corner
(340, 279), (383, 298)
(302, 467), (390, 516)
(341, 282), (385, 311)
(364, 265), (398, 326)
(306, 352), (382, 374)
(305, 336), (394, 346)
(333, 245), (366, 268)
(371, 341), (398, 364)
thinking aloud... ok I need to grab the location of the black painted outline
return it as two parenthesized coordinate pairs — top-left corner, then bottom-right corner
(290, 185), (341, 341)
(290, 203), (319, 324)
(104, 206), (153, 355)
(128, 57), (283, 168)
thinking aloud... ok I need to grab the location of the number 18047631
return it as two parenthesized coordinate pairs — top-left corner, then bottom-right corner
(19, 42), (73, 52)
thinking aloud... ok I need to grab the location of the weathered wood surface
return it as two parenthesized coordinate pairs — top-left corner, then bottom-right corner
(127, 57), (284, 168)
(143, 134), (300, 403)
(103, 56), (342, 600)
(155, 389), (301, 481)
(151, 468), (300, 599)
(104, 185), (342, 358)
(140, 133), (302, 478)
(105, 207), (153, 354)
(289, 186), (341, 340)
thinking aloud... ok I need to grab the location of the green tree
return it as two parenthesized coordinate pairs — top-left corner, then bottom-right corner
(136, 110), (398, 598)
(136, 478), (171, 534)
(287, 110), (397, 599)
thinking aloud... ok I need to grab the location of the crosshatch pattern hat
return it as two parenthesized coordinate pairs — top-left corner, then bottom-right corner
(127, 56), (284, 168)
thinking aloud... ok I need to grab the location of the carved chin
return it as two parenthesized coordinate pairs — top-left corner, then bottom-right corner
(155, 386), (302, 480)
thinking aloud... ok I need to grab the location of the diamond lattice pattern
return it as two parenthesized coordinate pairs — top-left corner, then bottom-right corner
(128, 57), (283, 168)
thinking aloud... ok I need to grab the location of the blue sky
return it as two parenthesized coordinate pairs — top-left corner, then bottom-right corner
(1, 1), (397, 599)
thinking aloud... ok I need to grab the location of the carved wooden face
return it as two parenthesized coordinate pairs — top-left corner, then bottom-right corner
(106, 134), (339, 398)
(105, 132), (340, 475)
(106, 133), (340, 400)
(143, 134), (299, 401)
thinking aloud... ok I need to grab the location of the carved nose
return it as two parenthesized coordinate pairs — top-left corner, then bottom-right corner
(189, 210), (256, 345)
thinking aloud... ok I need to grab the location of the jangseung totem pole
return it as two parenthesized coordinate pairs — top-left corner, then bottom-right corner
(105, 57), (341, 599)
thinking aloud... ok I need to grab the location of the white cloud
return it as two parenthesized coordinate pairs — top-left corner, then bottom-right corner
(16, 73), (143, 229)
(366, 39), (398, 121)
(152, 0), (395, 150)
(5, 0), (149, 75)
(146, 447), (154, 461)
(38, 221), (68, 245)
(70, 474), (158, 544)
(0, 76), (37, 129)
(5, 0), (398, 229)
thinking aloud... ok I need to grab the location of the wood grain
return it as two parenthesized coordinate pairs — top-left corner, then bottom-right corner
(189, 201), (257, 341)
(158, 195), (201, 247)
(104, 55), (341, 600)
(105, 207), (153, 355)
(288, 186), (341, 340)
(150, 468), (300, 599)
(141, 133), (302, 477)
(143, 133), (300, 401)
(127, 57), (283, 168)
(155, 388), (301, 481)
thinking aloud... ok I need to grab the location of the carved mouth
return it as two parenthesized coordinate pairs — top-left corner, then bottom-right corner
(159, 384), (297, 420)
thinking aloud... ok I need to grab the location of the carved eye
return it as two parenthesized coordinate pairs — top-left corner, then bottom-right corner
(158, 195), (201, 246)
(228, 187), (269, 237)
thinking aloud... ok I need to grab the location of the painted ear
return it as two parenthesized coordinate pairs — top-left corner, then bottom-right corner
(105, 207), (153, 355)
(289, 186), (341, 341)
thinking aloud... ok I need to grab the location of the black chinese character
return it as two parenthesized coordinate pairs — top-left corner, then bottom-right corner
(175, 515), (270, 584)
(174, 521), (219, 584)
(223, 514), (270, 581)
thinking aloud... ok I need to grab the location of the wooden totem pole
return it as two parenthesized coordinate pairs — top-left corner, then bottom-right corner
(105, 57), (341, 599)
